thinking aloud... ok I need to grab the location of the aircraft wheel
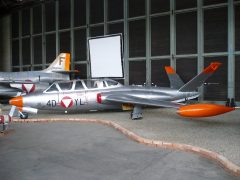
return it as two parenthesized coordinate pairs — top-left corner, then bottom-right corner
(131, 112), (142, 120)
(20, 112), (28, 119)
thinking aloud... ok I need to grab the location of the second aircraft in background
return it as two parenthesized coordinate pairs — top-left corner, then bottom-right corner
(0, 53), (74, 101)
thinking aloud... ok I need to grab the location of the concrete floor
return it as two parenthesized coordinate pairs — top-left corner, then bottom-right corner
(23, 107), (240, 167)
(0, 123), (239, 180)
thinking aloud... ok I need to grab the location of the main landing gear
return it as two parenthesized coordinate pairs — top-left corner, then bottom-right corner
(131, 105), (143, 120)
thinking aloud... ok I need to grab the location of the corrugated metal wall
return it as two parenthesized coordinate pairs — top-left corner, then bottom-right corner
(8, 0), (240, 101)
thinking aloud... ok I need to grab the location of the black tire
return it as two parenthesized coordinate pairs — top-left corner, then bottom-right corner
(20, 112), (28, 119)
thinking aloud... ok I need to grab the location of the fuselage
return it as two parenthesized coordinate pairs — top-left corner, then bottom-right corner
(0, 71), (69, 83)
(18, 79), (199, 113)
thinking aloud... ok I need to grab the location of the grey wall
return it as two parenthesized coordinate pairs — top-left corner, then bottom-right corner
(2, 0), (240, 102)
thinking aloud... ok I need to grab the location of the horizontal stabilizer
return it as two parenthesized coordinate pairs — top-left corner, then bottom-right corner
(52, 70), (80, 74)
(179, 62), (221, 92)
(165, 66), (184, 89)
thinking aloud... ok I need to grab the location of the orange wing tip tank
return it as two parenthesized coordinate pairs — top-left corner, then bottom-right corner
(177, 104), (235, 117)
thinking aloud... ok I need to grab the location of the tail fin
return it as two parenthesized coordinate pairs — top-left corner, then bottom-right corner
(43, 53), (70, 73)
(165, 66), (184, 89)
(179, 62), (222, 92)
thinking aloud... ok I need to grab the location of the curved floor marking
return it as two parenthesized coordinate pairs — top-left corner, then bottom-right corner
(12, 118), (240, 177)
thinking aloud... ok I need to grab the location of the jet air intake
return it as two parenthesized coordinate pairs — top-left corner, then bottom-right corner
(177, 104), (235, 117)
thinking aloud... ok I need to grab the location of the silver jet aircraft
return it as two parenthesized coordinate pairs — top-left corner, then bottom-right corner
(0, 53), (73, 100)
(9, 62), (235, 121)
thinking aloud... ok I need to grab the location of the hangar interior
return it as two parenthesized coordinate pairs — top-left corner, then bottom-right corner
(0, 0), (240, 102)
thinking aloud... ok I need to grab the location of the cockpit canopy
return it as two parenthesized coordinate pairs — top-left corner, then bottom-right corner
(44, 79), (122, 93)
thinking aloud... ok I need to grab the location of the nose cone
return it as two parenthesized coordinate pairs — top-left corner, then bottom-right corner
(9, 96), (23, 107)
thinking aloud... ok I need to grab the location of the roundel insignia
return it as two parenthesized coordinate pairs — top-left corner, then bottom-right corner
(22, 80), (35, 94)
(60, 96), (73, 108)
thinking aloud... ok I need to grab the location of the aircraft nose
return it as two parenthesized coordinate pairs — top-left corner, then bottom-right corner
(9, 96), (23, 107)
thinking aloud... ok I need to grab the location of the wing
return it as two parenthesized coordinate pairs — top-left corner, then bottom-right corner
(0, 80), (36, 98)
(103, 94), (183, 109)
(0, 84), (22, 100)
(0, 80), (35, 92)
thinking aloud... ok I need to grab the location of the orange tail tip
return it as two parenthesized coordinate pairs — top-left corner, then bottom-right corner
(65, 53), (71, 71)
(9, 96), (23, 107)
(177, 104), (235, 117)
(203, 62), (222, 74)
(165, 66), (176, 74)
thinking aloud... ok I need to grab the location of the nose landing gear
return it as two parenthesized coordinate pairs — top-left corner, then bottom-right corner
(19, 112), (28, 119)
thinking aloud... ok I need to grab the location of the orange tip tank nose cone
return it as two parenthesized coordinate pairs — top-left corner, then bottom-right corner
(177, 104), (235, 117)
(9, 96), (23, 107)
